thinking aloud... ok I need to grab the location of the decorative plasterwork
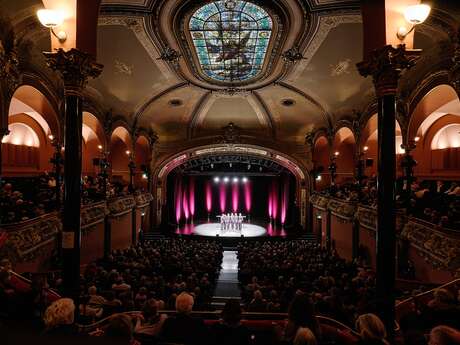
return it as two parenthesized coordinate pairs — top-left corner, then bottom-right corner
(287, 13), (361, 83)
(98, 16), (174, 81)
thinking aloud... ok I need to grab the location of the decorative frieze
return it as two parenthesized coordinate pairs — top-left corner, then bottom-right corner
(0, 213), (61, 263)
(107, 196), (136, 216)
(356, 205), (378, 231)
(310, 193), (329, 211)
(327, 198), (357, 221)
(81, 201), (109, 231)
(135, 193), (153, 208)
(400, 219), (460, 271)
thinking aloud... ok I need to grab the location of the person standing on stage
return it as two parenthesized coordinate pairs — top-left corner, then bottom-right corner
(238, 213), (243, 231)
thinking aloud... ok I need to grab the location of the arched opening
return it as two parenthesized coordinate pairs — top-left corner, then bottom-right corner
(313, 135), (330, 190)
(82, 112), (105, 177)
(361, 114), (402, 177)
(134, 136), (151, 191)
(333, 127), (356, 185)
(109, 126), (132, 189)
(3, 86), (58, 175)
(406, 84), (460, 178)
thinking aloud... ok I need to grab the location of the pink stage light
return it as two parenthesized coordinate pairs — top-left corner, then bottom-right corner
(232, 182), (239, 212)
(244, 181), (251, 213)
(268, 192), (272, 218)
(183, 191), (189, 220)
(205, 181), (212, 213)
(220, 183), (227, 213)
(272, 180), (279, 221)
(175, 178), (182, 223)
(189, 177), (195, 218)
(281, 176), (289, 225)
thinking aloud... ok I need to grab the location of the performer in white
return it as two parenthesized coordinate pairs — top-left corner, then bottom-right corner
(238, 213), (243, 231)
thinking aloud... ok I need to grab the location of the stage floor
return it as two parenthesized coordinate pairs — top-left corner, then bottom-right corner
(176, 222), (286, 238)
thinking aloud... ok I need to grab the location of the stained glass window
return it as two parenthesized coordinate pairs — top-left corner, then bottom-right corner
(189, 0), (272, 83)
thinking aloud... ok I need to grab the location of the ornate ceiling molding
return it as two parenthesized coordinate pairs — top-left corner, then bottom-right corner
(286, 13), (361, 83)
(187, 91), (213, 139)
(98, 15), (176, 82)
(250, 91), (276, 137)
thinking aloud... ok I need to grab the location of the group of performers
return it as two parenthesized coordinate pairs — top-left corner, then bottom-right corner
(219, 213), (245, 232)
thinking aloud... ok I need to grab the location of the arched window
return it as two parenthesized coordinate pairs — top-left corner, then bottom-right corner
(189, 0), (272, 83)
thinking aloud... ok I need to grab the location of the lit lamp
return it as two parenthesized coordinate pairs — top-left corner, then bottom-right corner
(37, 9), (67, 43)
(397, 4), (431, 41)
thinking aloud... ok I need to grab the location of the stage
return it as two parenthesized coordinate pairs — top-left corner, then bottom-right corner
(175, 221), (287, 238)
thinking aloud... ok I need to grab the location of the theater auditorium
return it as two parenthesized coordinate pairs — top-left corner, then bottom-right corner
(1, 0), (460, 344)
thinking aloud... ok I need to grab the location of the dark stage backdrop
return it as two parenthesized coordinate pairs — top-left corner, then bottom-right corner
(166, 173), (298, 226)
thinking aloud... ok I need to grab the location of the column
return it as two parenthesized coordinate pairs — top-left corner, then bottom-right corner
(44, 48), (103, 300)
(0, 129), (9, 186)
(325, 208), (331, 251)
(50, 138), (64, 210)
(400, 142), (417, 213)
(357, 44), (413, 335)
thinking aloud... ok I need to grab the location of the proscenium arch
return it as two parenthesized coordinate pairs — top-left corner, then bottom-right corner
(152, 144), (310, 228)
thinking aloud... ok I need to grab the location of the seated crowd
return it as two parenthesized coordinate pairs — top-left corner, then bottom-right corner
(238, 240), (377, 326)
(1, 238), (460, 344)
(317, 178), (460, 230)
(0, 174), (147, 224)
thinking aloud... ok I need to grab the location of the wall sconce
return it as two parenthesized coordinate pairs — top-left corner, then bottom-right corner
(98, 145), (103, 150)
(125, 150), (131, 156)
(414, 136), (420, 143)
(334, 151), (340, 157)
(37, 9), (67, 43)
(397, 4), (431, 41)
(363, 146), (369, 152)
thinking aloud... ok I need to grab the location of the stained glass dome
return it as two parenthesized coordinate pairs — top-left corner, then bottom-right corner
(189, 0), (273, 84)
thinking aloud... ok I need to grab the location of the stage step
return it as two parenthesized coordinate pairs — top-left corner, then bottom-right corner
(144, 232), (165, 241)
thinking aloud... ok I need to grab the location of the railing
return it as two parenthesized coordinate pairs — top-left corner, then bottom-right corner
(0, 193), (153, 264)
(78, 310), (360, 341)
(395, 278), (460, 322)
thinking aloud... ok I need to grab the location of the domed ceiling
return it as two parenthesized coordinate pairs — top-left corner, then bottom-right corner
(91, 0), (371, 147)
(7, 0), (457, 161)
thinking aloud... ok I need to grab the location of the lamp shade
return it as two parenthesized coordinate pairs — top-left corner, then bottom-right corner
(37, 9), (65, 28)
(403, 4), (431, 24)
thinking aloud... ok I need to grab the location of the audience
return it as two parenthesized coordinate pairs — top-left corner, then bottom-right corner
(355, 313), (388, 345)
(160, 291), (207, 344)
(211, 299), (251, 345)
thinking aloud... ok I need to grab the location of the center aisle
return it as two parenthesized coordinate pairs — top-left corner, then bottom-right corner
(213, 249), (241, 308)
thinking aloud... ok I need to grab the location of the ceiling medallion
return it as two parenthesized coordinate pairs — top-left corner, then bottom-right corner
(168, 99), (183, 107)
(281, 99), (296, 107)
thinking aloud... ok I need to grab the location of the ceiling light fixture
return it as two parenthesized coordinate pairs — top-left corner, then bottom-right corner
(223, 177), (229, 183)
(214, 176), (220, 183)
(232, 177), (239, 183)
(37, 9), (67, 43)
(397, 4), (431, 41)
(242, 177), (248, 183)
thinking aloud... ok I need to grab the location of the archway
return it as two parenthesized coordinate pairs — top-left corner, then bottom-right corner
(109, 126), (132, 188)
(312, 135), (330, 190)
(153, 144), (309, 230)
(333, 127), (356, 185)
(134, 135), (151, 191)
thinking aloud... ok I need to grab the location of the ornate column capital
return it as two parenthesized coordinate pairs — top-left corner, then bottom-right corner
(44, 48), (103, 96)
(305, 132), (314, 150)
(148, 130), (159, 147)
(357, 44), (414, 97)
